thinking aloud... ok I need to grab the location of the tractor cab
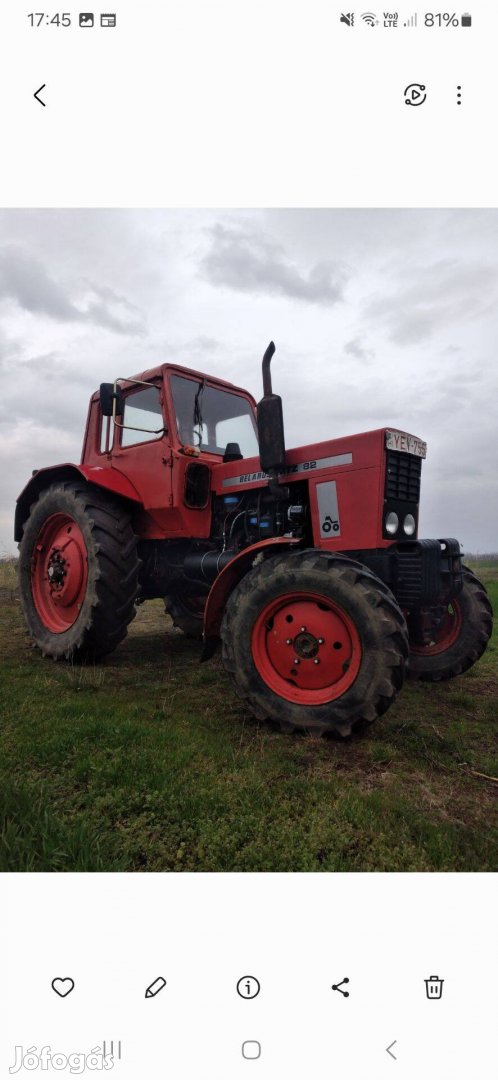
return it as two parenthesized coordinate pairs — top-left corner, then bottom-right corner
(81, 364), (260, 538)
(94, 363), (258, 462)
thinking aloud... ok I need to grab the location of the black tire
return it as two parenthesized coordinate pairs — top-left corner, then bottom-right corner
(18, 481), (140, 661)
(165, 594), (205, 640)
(407, 566), (493, 681)
(221, 548), (409, 736)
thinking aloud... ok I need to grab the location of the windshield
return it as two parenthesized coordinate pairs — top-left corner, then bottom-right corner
(171, 375), (259, 458)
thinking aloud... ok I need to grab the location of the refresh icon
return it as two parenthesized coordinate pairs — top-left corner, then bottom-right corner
(404, 83), (427, 105)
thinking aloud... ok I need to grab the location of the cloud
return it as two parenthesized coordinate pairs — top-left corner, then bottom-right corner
(344, 336), (375, 364)
(0, 325), (23, 370)
(0, 244), (81, 321)
(81, 281), (146, 335)
(0, 245), (145, 335)
(200, 222), (348, 305)
(365, 258), (498, 345)
(189, 334), (223, 353)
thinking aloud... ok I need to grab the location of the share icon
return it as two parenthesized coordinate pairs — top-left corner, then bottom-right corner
(331, 977), (350, 997)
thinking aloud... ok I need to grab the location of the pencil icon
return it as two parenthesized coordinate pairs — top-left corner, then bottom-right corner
(145, 976), (167, 998)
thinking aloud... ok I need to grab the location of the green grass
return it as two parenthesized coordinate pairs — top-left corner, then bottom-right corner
(0, 561), (497, 872)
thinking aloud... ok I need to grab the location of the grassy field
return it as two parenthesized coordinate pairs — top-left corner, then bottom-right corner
(1, 559), (497, 872)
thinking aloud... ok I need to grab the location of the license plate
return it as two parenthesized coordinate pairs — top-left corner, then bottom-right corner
(385, 430), (427, 458)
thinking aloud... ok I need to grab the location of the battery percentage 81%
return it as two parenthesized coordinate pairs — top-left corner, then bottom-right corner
(425, 12), (460, 25)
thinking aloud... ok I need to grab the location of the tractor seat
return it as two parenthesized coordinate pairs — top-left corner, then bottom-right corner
(223, 442), (243, 462)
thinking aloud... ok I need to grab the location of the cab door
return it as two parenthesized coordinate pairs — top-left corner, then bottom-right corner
(110, 379), (173, 532)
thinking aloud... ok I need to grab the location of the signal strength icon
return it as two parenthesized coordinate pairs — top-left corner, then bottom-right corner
(403, 13), (418, 26)
(361, 12), (378, 26)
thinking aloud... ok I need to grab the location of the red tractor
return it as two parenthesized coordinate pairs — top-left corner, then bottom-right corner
(16, 343), (492, 736)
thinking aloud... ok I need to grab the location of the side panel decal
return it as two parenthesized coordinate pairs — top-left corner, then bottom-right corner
(316, 480), (341, 538)
(221, 452), (353, 488)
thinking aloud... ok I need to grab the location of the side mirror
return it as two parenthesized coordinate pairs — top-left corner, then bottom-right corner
(257, 395), (286, 473)
(100, 382), (124, 417)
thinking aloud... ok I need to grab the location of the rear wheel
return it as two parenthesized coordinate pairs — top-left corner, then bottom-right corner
(18, 481), (140, 660)
(221, 549), (408, 736)
(165, 594), (205, 639)
(407, 566), (492, 681)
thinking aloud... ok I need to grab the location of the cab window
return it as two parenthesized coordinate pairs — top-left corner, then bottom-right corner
(170, 375), (258, 458)
(120, 386), (164, 447)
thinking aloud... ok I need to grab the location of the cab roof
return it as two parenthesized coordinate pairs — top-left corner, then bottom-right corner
(91, 362), (257, 406)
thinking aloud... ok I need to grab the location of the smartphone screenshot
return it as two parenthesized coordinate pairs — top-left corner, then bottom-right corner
(1, 2), (496, 1077)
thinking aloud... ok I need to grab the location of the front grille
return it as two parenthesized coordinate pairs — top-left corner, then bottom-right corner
(385, 450), (422, 503)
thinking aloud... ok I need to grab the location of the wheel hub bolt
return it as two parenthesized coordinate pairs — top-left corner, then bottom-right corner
(300, 626), (306, 632)
(286, 638), (292, 645)
(314, 658), (320, 665)
(293, 658), (300, 665)
(318, 638), (324, 644)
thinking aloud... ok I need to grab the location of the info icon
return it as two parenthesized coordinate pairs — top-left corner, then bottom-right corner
(79, 13), (94, 27)
(237, 976), (260, 999)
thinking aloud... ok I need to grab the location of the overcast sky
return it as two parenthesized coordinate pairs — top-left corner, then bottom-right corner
(0, 209), (497, 554)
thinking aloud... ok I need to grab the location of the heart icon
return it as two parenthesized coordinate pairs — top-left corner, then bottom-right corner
(51, 977), (75, 998)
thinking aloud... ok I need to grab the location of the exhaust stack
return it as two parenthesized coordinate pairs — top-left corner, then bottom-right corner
(257, 341), (286, 480)
(262, 340), (276, 397)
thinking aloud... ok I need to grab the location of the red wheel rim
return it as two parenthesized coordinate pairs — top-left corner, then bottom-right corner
(251, 592), (362, 705)
(410, 601), (462, 656)
(31, 513), (88, 633)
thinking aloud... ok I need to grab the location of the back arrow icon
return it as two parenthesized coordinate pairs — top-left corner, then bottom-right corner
(386, 1040), (397, 1060)
(34, 84), (46, 106)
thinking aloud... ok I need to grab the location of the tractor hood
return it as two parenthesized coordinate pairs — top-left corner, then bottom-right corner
(212, 427), (426, 495)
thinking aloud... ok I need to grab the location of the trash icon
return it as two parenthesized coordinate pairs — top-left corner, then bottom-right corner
(425, 975), (444, 999)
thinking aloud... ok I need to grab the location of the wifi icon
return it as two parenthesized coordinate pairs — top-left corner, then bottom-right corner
(361, 12), (378, 25)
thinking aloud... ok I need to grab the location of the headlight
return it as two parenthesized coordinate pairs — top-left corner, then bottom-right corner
(385, 511), (399, 535)
(403, 513), (416, 536)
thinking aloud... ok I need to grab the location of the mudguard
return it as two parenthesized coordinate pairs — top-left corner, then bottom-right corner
(201, 536), (301, 659)
(14, 463), (142, 541)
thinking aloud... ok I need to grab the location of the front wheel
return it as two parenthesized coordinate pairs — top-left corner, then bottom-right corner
(407, 566), (492, 681)
(221, 549), (409, 736)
